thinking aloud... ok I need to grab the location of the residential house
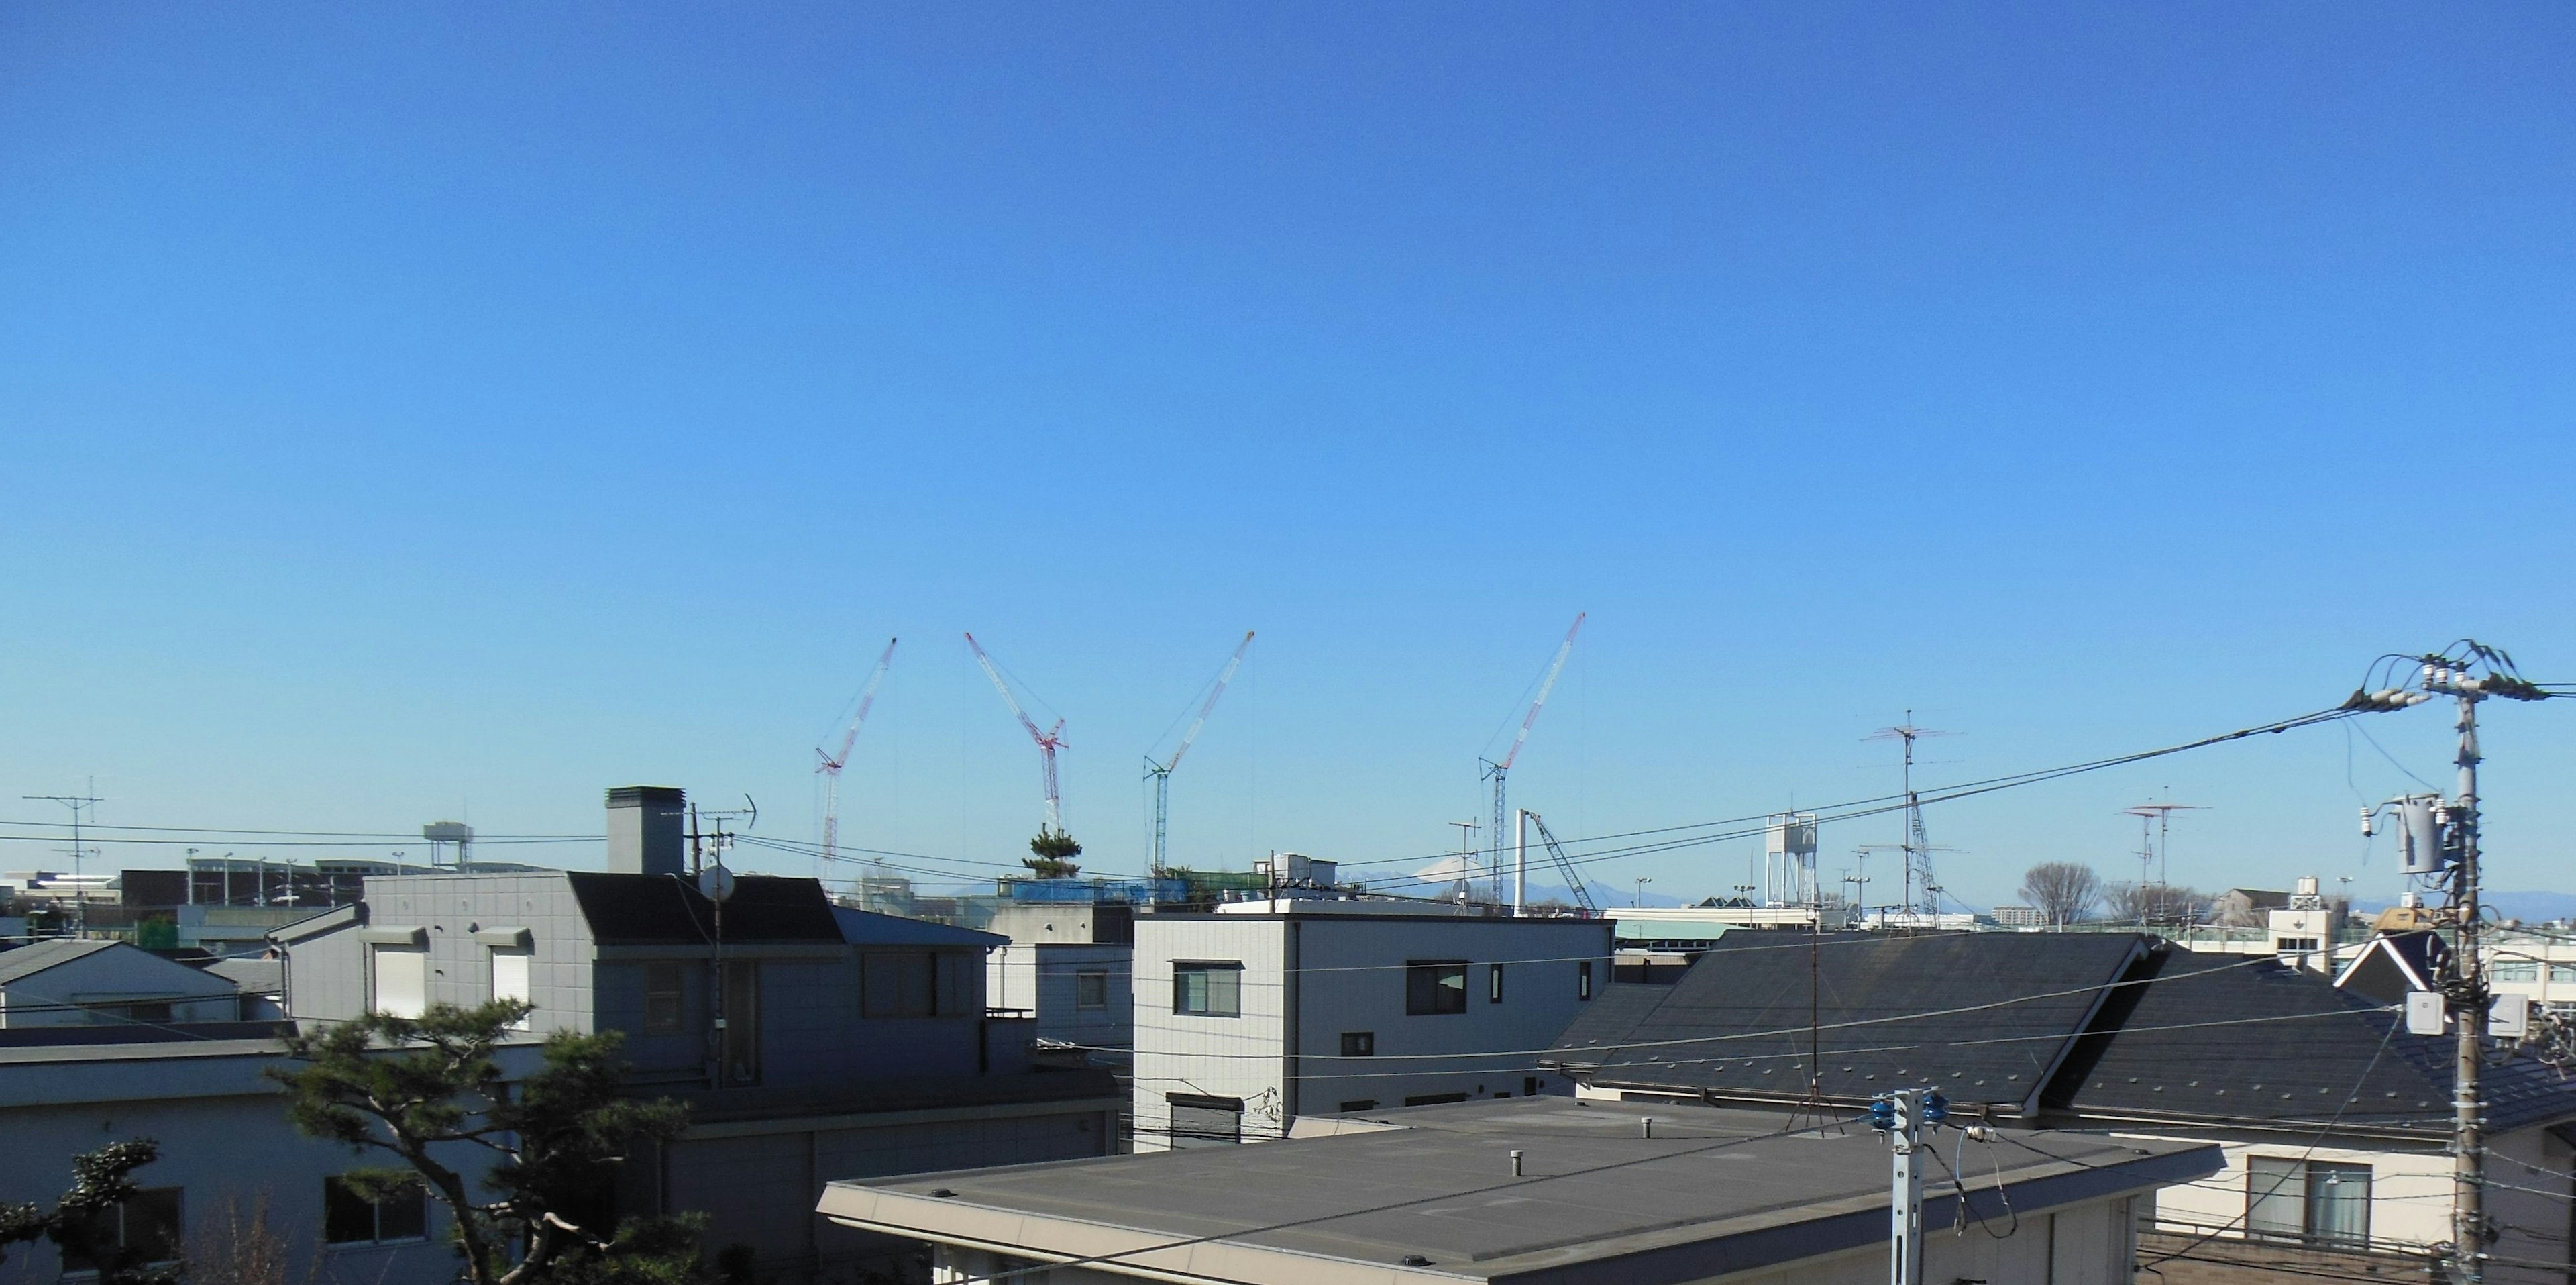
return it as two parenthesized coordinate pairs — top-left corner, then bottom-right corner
(0, 938), (246, 1027)
(1131, 900), (1614, 1150)
(1542, 931), (2576, 1284)
(816, 1094), (2222, 1284)
(270, 785), (1122, 1284)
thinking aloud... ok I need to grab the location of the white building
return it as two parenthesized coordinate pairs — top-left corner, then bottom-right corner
(1131, 902), (1613, 1150)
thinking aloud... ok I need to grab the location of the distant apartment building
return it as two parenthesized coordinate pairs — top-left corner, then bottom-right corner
(1131, 899), (1613, 1150)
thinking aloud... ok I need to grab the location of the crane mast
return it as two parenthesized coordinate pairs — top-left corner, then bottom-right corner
(814, 637), (897, 878)
(1481, 613), (1585, 903)
(1144, 631), (1254, 874)
(965, 632), (1068, 829)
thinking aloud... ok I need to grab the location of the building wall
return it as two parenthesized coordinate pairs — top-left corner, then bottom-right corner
(660, 1101), (1118, 1284)
(924, 1194), (2139, 1284)
(0, 1047), (524, 1285)
(989, 942), (1132, 1048)
(2118, 1124), (2574, 1282)
(0, 947), (240, 1028)
(1130, 915), (1614, 1151)
(357, 874), (602, 1032)
(1132, 916), (1289, 1149)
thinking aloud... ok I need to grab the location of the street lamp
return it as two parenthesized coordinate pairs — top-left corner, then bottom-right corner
(1633, 876), (1652, 909)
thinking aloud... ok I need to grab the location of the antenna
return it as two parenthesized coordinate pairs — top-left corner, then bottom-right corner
(1867, 713), (1955, 921)
(25, 789), (103, 937)
(2121, 797), (2202, 888)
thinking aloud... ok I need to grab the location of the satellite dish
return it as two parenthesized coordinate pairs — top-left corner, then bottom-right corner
(698, 865), (736, 902)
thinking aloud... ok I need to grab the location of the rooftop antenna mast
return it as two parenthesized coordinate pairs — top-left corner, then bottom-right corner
(1868, 713), (1954, 919)
(2121, 797), (2200, 888)
(965, 632), (1069, 831)
(814, 637), (898, 882)
(1482, 613), (1585, 903)
(25, 788), (103, 937)
(1144, 631), (1254, 875)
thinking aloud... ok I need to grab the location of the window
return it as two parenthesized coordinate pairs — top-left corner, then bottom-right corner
(2495, 961), (2540, 984)
(1340, 1031), (1375, 1057)
(1166, 1093), (1242, 1148)
(324, 1176), (427, 1245)
(491, 949), (533, 1029)
(1523, 1076), (1542, 1097)
(63, 1187), (184, 1272)
(1489, 962), (1505, 1003)
(372, 946), (427, 1019)
(1338, 1100), (1377, 1113)
(2554, 964), (2576, 984)
(1173, 962), (1242, 1017)
(127, 1000), (173, 1024)
(1074, 970), (1110, 1011)
(643, 962), (684, 1035)
(2247, 1157), (2371, 1247)
(1405, 961), (1468, 1015)
(1578, 960), (1594, 1000)
(863, 952), (936, 1017)
(1403, 1092), (1470, 1107)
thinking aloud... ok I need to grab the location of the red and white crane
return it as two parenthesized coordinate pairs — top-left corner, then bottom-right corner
(1144, 631), (1254, 873)
(814, 637), (898, 874)
(1481, 612), (1585, 904)
(965, 631), (1068, 830)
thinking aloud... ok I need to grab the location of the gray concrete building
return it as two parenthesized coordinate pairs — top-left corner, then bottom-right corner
(1132, 901), (1615, 1150)
(978, 901), (1134, 1055)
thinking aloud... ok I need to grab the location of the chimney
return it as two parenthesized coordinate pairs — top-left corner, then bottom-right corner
(606, 786), (686, 876)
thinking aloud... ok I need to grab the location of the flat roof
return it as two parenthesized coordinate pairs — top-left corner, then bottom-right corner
(819, 1096), (2218, 1285)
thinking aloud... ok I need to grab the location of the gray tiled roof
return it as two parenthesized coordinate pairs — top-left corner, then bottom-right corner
(0, 939), (118, 985)
(1548, 931), (2147, 1111)
(2051, 948), (2576, 1137)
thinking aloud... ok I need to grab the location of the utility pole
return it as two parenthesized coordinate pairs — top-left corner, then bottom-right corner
(1868, 715), (1953, 921)
(1870, 1088), (1947, 1285)
(26, 791), (103, 937)
(2348, 644), (2553, 1284)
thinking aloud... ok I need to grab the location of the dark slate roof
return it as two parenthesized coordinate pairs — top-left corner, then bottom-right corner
(2049, 947), (2576, 1138)
(1546, 931), (2149, 1111)
(565, 872), (845, 946)
(2332, 931), (2447, 1006)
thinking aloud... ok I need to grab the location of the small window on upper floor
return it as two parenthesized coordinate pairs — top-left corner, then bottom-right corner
(1074, 970), (1110, 1011)
(1489, 962), (1505, 1004)
(491, 948), (533, 1029)
(643, 962), (685, 1035)
(1405, 961), (1467, 1015)
(1173, 962), (1242, 1017)
(372, 946), (427, 1019)
(1578, 960), (1594, 1001)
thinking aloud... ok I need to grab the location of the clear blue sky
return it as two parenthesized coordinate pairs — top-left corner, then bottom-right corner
(3, 4), (2571, 907)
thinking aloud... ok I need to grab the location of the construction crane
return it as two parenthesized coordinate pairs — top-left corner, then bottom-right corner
(813, 637), (897, 877)
(1144, 631), (1254, 874)
(1479, 613), (1586, 903)
(1521, 811), (1598, 915)
(965, 632), (1068, 831)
